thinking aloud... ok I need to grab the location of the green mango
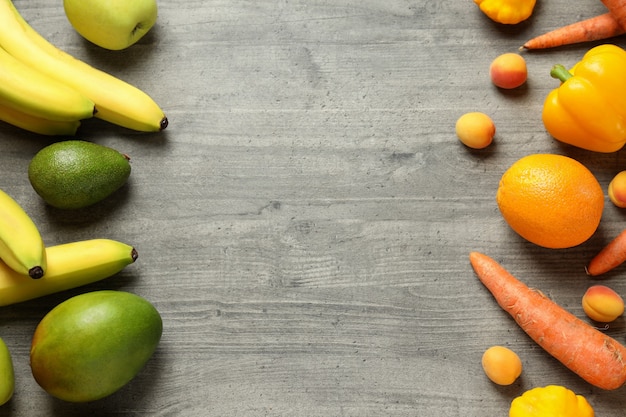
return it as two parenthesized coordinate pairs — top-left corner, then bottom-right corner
(0, 338), (14, 406)
(28, 140), (131, 209)
(30, 290), (162, 402)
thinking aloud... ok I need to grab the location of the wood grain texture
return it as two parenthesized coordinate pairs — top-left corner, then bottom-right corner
(1, 0), (626, 415)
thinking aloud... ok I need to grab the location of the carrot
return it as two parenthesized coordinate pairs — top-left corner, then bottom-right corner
(587, 229), (626, 276)
(602, 0), (626, 30)
(521, 12), (625, 50)
(469, 251), (626, 390)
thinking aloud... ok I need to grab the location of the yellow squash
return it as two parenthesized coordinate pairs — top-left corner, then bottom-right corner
(509, 385), (594, 417)
(474, 0), (536, 24)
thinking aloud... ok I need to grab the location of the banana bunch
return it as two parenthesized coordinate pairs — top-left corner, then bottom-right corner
(0, 188), (138, 306)
(0, 0), (167, 135)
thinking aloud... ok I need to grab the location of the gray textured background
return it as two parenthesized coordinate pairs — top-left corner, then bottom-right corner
(1, 0), (626, 415)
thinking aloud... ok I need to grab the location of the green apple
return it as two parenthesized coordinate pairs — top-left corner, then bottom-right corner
(63, 0), (158, 50)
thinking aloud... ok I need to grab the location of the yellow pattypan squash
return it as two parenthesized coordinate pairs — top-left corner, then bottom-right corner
(509, 385), (594, 417)
(474, 0), (536, 25)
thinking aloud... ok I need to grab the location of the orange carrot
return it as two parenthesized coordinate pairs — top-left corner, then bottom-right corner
(469, 251), (626, 390)
(602, 0), (626, 30)
(587, 229), (626, 276)
(521, 12), (625, 50)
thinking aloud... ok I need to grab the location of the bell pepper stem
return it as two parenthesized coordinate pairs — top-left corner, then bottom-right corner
(550, 64), (573, 82)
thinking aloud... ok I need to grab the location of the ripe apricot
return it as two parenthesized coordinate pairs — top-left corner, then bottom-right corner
(455, 112), (495, 149)
(582, 285), (625, 323)
(481, 345), (522, 385)
(608, 171), (626, 208)
(489, 53), (527, 89)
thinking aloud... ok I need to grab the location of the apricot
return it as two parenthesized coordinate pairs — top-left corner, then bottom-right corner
(455, 112), (495, 149)
(608, 171), (626, 208)
(481, 345), (522, 385)
(582, 285), (625, 323)
(489, 53), (527, 89)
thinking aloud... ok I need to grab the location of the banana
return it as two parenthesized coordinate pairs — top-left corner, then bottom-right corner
(0, 188), (46, 279)
(0, 100), (80, 136)
(0, 239), (137, 307)
(0, 0), (168, 132)
(0, 45), (95, 122)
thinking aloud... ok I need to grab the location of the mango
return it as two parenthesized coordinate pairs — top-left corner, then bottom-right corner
(0, 338), (14, 406)
(30, 290), (162, 402)
(28, 140), (131, 209)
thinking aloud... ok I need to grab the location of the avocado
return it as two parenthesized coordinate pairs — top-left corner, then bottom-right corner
(30, 290), (162, 403)
(28, 140), (131, 209)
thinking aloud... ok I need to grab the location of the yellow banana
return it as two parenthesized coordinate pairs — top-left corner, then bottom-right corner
(0, 0), (168, 132)
(0, 188), (46, 279)
(0, 100), (80, 136)
(0, 239), (137, 307)
(0, 45), (94, 122)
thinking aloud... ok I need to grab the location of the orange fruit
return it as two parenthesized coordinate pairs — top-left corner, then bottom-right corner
(496, 154), (604, 249)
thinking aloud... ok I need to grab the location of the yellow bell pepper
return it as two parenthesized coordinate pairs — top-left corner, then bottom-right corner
(509, 385), (594, 417)
(474, 0), (536, 24)
(542, 44), (626, 153)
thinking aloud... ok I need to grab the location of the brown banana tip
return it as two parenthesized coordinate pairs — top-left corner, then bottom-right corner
(93, 106), (98, 116)
(29, 266), (45, 279)
(130, 248), (139, 262)
(159, 116), (168, 131)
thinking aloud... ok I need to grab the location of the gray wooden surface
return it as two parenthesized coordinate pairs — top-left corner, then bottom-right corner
(2, 0), (626, 415)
